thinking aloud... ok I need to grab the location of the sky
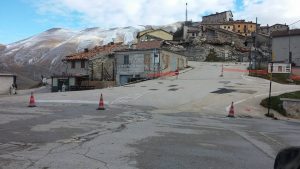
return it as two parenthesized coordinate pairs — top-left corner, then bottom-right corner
(0, 0), (300, 44)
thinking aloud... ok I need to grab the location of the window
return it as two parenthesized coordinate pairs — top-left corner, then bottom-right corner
(238, 25), (240, 28)
(250, 25), (252, 28)
(71, 61), (75, 69)
(124, 55), (129, 65)
(238, 30), (240, 33)
(81, 60), (85, 68)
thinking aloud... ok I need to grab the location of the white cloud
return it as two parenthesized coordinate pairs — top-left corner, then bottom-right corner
(29, 0), (235, 28)
(235, 0), (300, 27)
(29, 0), (300, 28)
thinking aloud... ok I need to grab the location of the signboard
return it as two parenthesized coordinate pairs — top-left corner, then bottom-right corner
(268, 63), (291, 73)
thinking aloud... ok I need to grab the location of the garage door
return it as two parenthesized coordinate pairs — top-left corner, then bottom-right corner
(120, 75), (133, 86)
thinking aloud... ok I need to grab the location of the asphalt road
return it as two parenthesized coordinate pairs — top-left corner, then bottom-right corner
(0, 62), (300, 169)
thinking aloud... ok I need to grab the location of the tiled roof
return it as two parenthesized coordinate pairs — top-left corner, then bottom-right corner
(63, 42), (125, 61)
(135, 40), (163, 50)
(0, 73), (15, 76)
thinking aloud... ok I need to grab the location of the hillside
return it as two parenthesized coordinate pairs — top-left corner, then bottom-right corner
(0, 44), (5, 51)
(0, 23), (183, 88)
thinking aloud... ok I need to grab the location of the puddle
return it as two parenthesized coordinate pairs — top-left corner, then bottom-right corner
(237, 89), (257, 94)
(236, 83), (245, 85)
(211, 88), (236, 94)
(168, 88), (179, 91)
(158, 82), (164, 84)
(149, 89), (159, 91)
(123, 85), (135, 87)
(219, 81), (231, 84)
(211, 88), (256, 94)
(225, 86), (235, 88)
(168, 85), (178, 87)
(140, 86), (147, 87)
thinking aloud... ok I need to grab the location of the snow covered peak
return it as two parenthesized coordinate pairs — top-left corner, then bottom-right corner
(0, 22), (181, 69)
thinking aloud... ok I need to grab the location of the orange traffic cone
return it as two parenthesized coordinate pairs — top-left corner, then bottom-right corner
(227, 102), (235, 117)
(28, 92), (36, 107)
(97, 93), (105, 110)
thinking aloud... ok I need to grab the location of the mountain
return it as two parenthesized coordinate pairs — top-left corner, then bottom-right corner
(0, 22), (183, 88)
(0, 44), (5, 51)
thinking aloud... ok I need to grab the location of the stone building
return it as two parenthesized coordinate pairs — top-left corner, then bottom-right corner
(201, 20), (257, 37)
(183, 26), (201, 41)
(203, 26), (247, 46)
(136, 29), (173, 42)
(220, 23), (234, 32)
(272, 29), (300, 66)
(202, 11), (233, 23)
(260, 24), (289, 35)
(114, 40), (187, 85)
(53, 43), (126, 92)
(231, 20), (257, 36)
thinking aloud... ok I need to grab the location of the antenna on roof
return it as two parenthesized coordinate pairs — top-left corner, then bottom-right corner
(185, 2), (188, 22)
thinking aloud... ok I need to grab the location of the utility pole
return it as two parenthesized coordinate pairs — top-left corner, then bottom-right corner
(288, 27), (291, 64)
(255, 17), (258, 71)
(267, 62), (273, 116)
(185, 2), (188, 22)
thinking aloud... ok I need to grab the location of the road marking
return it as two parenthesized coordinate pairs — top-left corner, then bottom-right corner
(36, 100), (108, 104)
(225, 89), (299, 112)
(241, 75), (254, 81)
(254, 89), (299, 98)
(233, 130), (276, 159)
(258, 132), (285, 146)
(110, 91), (151, 105)
(225, 99), (246, 112)
(36, 91), (152, 105)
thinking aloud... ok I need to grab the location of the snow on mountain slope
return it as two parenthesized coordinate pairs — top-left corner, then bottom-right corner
(0, 22), (182, 88)
(2, 28), (77, 65)
(42, 26), (142, 71)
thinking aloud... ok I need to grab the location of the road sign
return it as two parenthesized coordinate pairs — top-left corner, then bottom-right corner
(268, 63), (291, 73)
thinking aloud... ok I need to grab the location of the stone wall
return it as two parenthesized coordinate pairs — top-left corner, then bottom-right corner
(89, 54), (115, 81)
(281, 98), (300, 117)
(67, 61), (88, 75)
(81, 80), (115, 89)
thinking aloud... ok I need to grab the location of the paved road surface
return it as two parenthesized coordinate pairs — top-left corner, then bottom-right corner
(0, 62), (300, 169)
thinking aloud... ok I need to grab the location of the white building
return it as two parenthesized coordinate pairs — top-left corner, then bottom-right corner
(272, 29), (300, 66)
(0, 73), (17, 95)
